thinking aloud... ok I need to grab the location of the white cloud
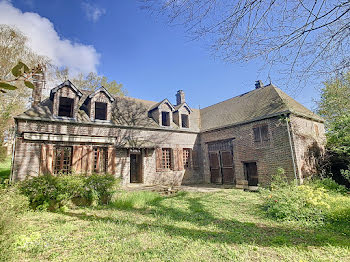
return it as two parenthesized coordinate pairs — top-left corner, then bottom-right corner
(0, 1), (100, 75)
(81, 2), (106, 22)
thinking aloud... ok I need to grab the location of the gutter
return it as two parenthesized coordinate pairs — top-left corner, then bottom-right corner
(9, 119), (17, 184)
(285, 114), (298, 184)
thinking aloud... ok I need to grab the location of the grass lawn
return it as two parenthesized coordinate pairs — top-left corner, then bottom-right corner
(1, 158), (349, 261)
(1, 189), (349, 261)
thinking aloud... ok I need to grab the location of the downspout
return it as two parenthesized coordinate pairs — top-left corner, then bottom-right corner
(9, 119), (17, 184)
(285, 114), (298, 185)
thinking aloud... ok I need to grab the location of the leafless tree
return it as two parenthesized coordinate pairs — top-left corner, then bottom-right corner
(142, 0), (350, 85)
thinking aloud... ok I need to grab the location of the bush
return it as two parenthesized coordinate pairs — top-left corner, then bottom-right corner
(262, 178), (350, 225)
(310, 178), (348, 194)
(19, 173), (119, 211)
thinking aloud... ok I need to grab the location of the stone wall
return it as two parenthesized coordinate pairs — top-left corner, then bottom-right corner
(13, 119), (201, 185)
(290, 115), (326, 181)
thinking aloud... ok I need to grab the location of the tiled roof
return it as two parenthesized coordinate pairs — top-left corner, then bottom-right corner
(200, 84), (324, 131)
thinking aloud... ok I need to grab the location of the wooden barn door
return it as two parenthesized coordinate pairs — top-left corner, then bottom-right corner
(220, 151), (235, 184)
(208, 139), (235, 185)
(209, 152), (221, 184)
(130, 153), (142, 183)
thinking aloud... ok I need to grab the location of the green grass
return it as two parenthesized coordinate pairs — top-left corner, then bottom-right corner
(0, 157), (11, 182)
(2, 189), (350, 262)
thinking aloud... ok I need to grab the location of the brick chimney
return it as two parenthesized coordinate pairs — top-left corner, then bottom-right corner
(255, 80), (264, 89)
(31, 70), (45, 107)
(176, 90), (185, 105)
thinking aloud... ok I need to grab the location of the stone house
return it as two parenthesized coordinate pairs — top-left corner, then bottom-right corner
(11, 79), (326, 187)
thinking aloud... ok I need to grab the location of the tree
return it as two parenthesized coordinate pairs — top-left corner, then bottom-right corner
(0, 25), (49, 146)
(144, 0), (350, 82)
(54, 68), (125, 96)
(317, 71), (350, 127)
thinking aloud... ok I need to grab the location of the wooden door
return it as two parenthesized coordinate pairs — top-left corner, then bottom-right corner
(130, 153), (142, 183)
(209, 152), (221, 184)
(245, 162), (258, 186)
(221, 151), (235, 184)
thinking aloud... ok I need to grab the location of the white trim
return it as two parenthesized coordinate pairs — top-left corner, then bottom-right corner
(23, 133), (116, 144)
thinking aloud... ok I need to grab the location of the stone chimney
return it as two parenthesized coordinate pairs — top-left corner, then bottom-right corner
(255, 80), (264, 89)
(176, 90), (185, 105)
(31, 70), (45, 107)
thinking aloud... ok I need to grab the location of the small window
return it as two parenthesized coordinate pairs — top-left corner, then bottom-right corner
(161, 148), (172, 169)
(183, 148), (191, 168)
(253, 125), (269, 143)
(54, 146), (72, 174)
(95, 102), (107, 120)
(181, 114), (189, 128)
(58, 97), (74, 117)
(93, 147), (108, 173)
(161, 111), (170, 126)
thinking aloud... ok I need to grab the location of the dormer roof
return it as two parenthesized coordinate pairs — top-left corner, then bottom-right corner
(149, 98), (175, 112)
(88, 86), (115, 102)
(174, 102), (192, 113)
(50, 80), (83, 100)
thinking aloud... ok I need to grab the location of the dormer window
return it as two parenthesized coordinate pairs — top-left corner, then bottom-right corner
(162, 111), (170, 126)
(58, 97), (74, 117)
(95, 102), (107, 120)
(181, 114), (189, 128)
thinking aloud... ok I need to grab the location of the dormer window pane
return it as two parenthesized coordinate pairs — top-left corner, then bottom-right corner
(181, 114), (189, 128)
(95, 102), (107, 120)
(58, 97), (74, 117)
(162, 111), (170, 126)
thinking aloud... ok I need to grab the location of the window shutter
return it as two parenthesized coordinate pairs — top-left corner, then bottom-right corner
(192, 150), (199, 169)
(172, 148), (178, 171)
(253, 127), (261, 142)
(108, 146), (116, 174)
(40, 144), (48, 174)
(87, 146), (93, 174)
(47, 144), (54, 174)
(72, 146), (82, 173)
(178, 148), (184, 171)
(80, 146), (88, 174)
(261, 125), (269, 141)
(156, 148), (162, 172)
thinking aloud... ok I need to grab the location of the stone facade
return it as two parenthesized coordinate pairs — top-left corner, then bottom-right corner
(11, 81), (325, 186)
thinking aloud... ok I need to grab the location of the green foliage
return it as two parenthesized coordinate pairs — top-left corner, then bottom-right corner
(19, 173), (119, 211)
(262, 178), (350, 225)
(311, 178), (348, 194)
(317, 72), (350, 127)
(340, 167), (350, 184)
(326, 113), (350, 157)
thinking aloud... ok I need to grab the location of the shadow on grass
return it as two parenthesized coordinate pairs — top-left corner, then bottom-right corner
(62, 191), (350, 248)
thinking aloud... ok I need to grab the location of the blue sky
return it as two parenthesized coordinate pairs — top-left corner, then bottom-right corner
(3, 0), (321, 110)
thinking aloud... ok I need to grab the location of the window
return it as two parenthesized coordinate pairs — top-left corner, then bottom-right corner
(58, 97), (74, 117)
(161, 148), (172, 169)
(95, 102), (107, 120)
(54, 146), (72, 174)
(161, 111), (170, 126)
(183, 148), (191, 168)
(253, 125), (269, 142)
(93, 147), (108, 173)
(181, 114), (189, 128)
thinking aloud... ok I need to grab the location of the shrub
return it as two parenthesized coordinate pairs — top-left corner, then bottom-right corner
(310, 178), (348, 194)
(19, 173), (119, 211)
(262, 178), (350, 225)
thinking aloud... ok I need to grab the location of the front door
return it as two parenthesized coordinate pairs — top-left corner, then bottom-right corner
(130, 153), (142, 183)
(245, 162), (258, 186)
